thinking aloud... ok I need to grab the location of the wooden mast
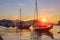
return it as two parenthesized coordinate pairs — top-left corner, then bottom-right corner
(20, 8), (22, 40)
(20, 8), (22, 20)
(34, 0), (38, 20)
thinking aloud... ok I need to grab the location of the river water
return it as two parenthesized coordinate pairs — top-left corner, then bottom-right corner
(0, 25), (60, 40)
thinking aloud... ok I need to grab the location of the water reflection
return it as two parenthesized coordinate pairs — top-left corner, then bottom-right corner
(0, 25), (60, 40)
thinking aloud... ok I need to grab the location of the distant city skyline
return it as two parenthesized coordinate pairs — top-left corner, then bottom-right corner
(0, 0), (60, 23)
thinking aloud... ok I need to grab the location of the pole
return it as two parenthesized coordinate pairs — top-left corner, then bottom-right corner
(32, 0), (38, 40)
(20, 8), (22, 20)
(20, 8), (22, 40)
(35, 0), (38, 20)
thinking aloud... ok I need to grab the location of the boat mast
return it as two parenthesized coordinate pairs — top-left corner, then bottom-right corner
(20, 8), (22, 40)
(20, 8), (22, 20)
(35, 0), (38, 20)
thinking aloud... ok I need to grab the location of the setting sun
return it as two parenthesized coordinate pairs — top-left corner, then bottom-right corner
(41, 18), (47, 22)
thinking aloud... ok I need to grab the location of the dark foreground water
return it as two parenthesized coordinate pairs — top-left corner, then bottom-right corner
(0, 25), (60, 40)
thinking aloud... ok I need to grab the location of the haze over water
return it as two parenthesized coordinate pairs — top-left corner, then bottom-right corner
(0, 25), (60, 40)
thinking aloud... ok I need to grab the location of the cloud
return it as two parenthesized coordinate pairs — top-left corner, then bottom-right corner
(40, 8), (55, 13)
(38, 8), (56, 18)
(17, 3), (24, 7)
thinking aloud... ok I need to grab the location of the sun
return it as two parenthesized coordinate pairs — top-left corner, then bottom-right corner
(41, 18), (47, 22)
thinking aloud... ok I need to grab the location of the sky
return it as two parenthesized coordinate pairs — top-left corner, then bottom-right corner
(0, 0), (60, 23)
